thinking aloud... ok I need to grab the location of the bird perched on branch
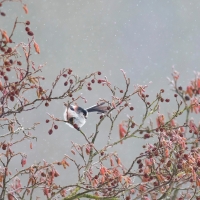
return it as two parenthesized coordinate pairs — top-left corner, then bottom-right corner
(63, 102), (107, 130)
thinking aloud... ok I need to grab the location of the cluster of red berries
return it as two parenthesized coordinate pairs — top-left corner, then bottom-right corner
(0, 74), (21, 101)
(159, 89), (171, 102)
(63, 69), (73, 86)
(86, 71), (101, 91)
(24, 21), (34, 36)
(124, 103), (134, 110)
(46, 120), (58, 135)
(1, 47), (13, 54)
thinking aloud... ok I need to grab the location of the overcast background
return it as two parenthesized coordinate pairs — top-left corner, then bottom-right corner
(1, 0), (200, 198)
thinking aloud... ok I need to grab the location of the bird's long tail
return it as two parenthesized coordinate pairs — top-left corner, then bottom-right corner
(86, 102), (107, 114)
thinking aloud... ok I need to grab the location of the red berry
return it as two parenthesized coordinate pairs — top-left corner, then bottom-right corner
(124, 103), (128, 107)
(174, 94), (178, 97)
(28, 31), (34, 36)
(98, 80), (102, 84)
(45, 102), (49, 107)
(91, 79), (95, 83)
(46, 119), (49, 123)
(144, 173), (149, 178)
(144, 133), (150, 139)
(54, 125), (58, 129)
(48, 129), (53, 135)
(88, 87), (92, 91)
(178, 86), (182, 90)
(64, 81), (68, 86)
(185, 96), (190, 101)
(69, 93), (72, 97)
(160, 98), (164, 102)
(98, 71), (101, 75)
(107, 106), (111, 110)
(2, 144), (7, 150)
(139, 163), (143, 168)
(68, 69), (72, 74)
(1, 12), (6, 16)
(160, 89), (164, 93)
(41, 172), (46, 177)
(94, 175), (98, 179)
(4, 76), (8, 81)
(17, 61), (22, 66)
(25, 27), (30, 32)
(131, 123), (135, 128)
(146, 94), (149, 97)
(69, 79), (73, 84)
(63, 74), (67, 78)
(130, 107), (134, 111)
(15, 90), (19, 95)
(137, 159), (141, 164)
(1, 47), (5, 52)
(26, 21), (30, 25)
(165, 99), (170, 102)
(120, 90), (123, 93)
(73, 124), (79, 130)
(6, 47), (12, 53)
(10, 96), (14, 101)
(139, 169), (143, 173)
(153, 181), (158, 186)
(6, 68), (11, 72)
(0, 71), (4, 76)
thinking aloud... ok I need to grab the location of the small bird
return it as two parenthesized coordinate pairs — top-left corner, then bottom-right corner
(63, 102), (107, 130)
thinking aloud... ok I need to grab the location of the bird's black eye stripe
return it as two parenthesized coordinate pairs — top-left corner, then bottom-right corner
(70, 105), (74, 111)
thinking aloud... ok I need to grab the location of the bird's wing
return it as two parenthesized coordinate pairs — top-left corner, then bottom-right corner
(86, 102), (107, 114)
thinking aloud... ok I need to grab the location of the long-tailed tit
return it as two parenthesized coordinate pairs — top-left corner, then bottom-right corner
(63, 102), (107, 130)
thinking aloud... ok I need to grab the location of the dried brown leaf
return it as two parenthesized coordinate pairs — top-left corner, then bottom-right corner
(34, 41), (40, 54)
(23, 4), (28, 14)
